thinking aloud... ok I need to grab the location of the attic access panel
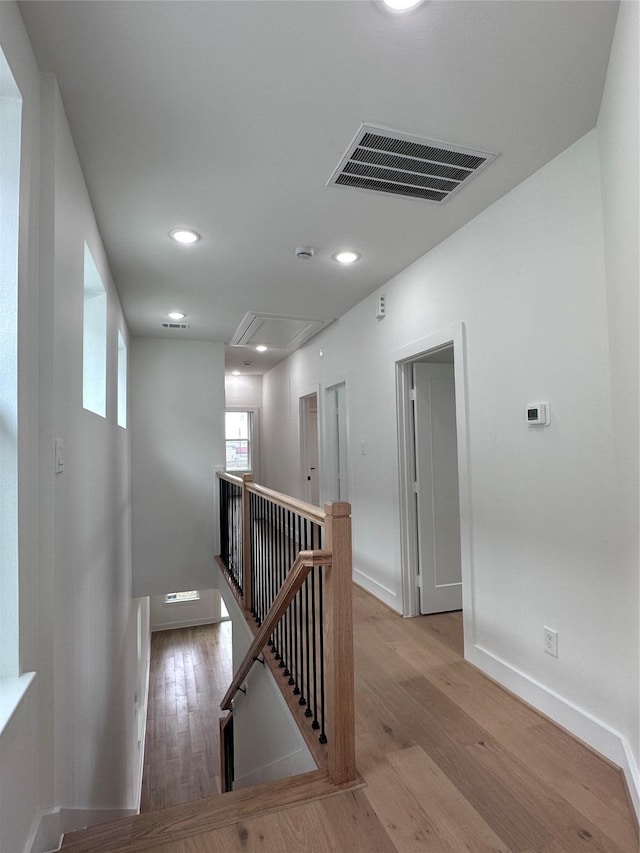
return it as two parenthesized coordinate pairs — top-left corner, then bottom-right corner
(328, 124), (498, 203)
(230, 312), (332, 351)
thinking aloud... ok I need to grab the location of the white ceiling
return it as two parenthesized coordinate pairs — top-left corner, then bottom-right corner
(18, 0), (618, 374)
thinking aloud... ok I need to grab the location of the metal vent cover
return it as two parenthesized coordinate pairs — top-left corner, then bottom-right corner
(161, 321), (190, 329)
(328, 124), (497, 204)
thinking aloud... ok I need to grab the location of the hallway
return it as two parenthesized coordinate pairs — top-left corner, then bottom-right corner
(140, 622), (233, 811)
(124, 586), (639, 851)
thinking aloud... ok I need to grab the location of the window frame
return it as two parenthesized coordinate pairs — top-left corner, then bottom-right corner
(225, 407), (260, 478)
(82, 242), (107, 418)
(164, 590), (200, 605)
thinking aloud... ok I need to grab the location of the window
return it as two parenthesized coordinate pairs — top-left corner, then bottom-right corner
(82, 242), (107, 417)
(164, 590), (200, 604)
(0, 48), (22, 680)
(117, 330), (127, 428)
(225, 410), (253, 472)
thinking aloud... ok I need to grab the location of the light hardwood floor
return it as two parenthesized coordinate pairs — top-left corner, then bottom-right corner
(140, 621), (233, 811)
(123, 587), (637, 851)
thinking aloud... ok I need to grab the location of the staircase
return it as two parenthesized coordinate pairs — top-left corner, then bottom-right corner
(59, 477), (359, 852)
(61, 769), (363, 852)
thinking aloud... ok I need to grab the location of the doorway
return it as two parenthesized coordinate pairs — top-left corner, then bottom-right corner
(300, 393), (320, 505)
(412, 354), (462, 614)
(396, 325), (471, 638)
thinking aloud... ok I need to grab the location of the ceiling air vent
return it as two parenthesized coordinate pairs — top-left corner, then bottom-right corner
(328, 124), (497, 204)
(161, 321), (190, 330)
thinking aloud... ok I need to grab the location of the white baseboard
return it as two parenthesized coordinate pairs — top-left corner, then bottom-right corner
(25, 806), (137, 853)
(151, 616), (221, 632)
(353, 569), (401, 613)
(233, 747), (313, 790)
(469, 642), (640, 823)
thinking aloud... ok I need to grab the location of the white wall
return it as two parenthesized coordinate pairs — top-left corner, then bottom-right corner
(597, 0), (639, 772)
(0, 5), (150, 850)
(131, 339), (225, 597)
(263, 124), (638, 803)
(0, 5), (41, 850)
(225, 374), (262, 409)
(150, 588), (223, 632)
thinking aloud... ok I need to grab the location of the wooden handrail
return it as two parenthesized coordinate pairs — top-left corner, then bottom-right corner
(217, 470), (244, 486)
(246, 482), (326, 526)
(221, 548), (332, 711)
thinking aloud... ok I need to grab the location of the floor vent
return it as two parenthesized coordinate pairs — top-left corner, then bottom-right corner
(328, 124), (497, 204)
(161, 321), (190, 330)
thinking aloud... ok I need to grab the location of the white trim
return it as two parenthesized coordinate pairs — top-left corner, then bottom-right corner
(151, 616), (222, 633)
(225, 406), (261, 482)
(0, 671), (35, 736)
(393, 323), (475, 638)
(233, 747), (313, 790)
(468, 642), (640, 823)
(164, 591), (200, 604)
(24, 806), (137, 853)
(353, 570), (401, 614)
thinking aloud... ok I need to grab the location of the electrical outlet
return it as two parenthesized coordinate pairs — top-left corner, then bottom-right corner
(544, 627), (558, 657)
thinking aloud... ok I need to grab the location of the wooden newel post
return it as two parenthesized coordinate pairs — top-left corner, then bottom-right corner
(242, 473), (254, 614)
(323, 501), (356, 784)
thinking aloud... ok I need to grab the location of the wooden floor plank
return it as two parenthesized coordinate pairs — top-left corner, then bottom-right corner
(140, 622), (233, 812)
(65, 585), (638, 852)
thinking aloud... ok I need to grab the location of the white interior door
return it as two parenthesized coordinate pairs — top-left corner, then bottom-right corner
(413, 363), (462, 614)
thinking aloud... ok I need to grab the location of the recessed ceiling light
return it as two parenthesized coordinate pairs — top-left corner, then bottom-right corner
(166, 311), (186, 321)
(231, 370), (241, 376)
(333, 250), (361, 265)
(381, 0), (425, 12)
(169, 228), (200, 244)
(255, 345), (268, 352)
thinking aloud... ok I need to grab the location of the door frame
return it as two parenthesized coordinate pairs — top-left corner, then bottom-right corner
(395, 324), (474, 648)
(299, 391), (320, 505)
(323, 381), (349, 503)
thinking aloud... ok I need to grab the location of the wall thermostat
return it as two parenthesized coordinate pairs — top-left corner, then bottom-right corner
(526, 402), (550, 426)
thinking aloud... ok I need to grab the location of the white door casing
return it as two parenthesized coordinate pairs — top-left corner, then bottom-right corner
(325, 383), (348, 502)
(300, 393), (320, 505)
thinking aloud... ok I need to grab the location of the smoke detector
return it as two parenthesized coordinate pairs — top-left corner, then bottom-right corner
(295, 246), (315, 260)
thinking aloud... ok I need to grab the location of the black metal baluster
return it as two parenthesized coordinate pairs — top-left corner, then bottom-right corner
(318, 561), (327, 744)
(251, 495), (258, 619)
(237, 483), (243, 592)
(277, 506), (285, 667)
(291, 513), (298, 689)
(252, 493), (257, 615)
(233, 483), (238, 588)
(296, 514), (306, 707)
(310, 522), (319, 731)
(220, 480), (227, 568)
(303, 520), (312, 715)
(285, 509), (293, 680)
(272, 507), (282, 666)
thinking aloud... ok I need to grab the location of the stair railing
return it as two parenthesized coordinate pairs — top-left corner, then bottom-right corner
(215, 471), (355, 786)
